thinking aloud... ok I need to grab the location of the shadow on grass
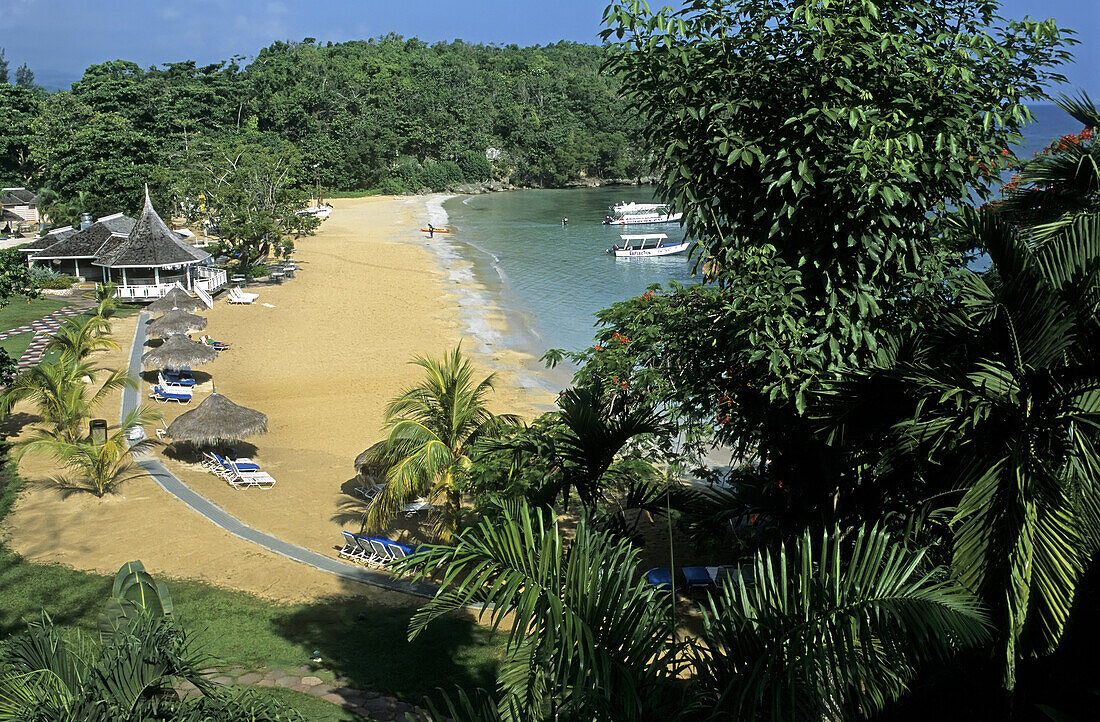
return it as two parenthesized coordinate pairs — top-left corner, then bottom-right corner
(268, 582), (500, 708)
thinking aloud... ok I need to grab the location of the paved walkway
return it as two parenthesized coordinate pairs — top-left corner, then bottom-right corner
(177, 665), (422, 721)
(0, 298), (95, 373)
(122, 312), (438, 598)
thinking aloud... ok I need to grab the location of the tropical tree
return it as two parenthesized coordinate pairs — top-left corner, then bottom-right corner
(0, 564), (301, 722)
(484, 385), (667, 513)
(363, 346), (517, 538)
(0, 247), (38, 384)
(17, 406), (161, 497)
(691, 524), (991, 720)
(997, 93), (1100, 237)
(175, 133), (319, 275)
(0, 359), (132, 444)
(43, 313), (118, 364)
(817, 208), (1100, 691)
(393, 500), (680, 722)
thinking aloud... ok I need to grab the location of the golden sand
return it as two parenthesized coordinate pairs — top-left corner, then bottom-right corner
(3, 195), (555, 603)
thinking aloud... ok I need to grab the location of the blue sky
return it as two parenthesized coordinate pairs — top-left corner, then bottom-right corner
(1, 0), (1096, 96)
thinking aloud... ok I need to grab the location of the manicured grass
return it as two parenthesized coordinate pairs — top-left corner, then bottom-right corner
(0, 332), (33, 362)
(0, 297), (70, 333)
(0, 462), (500, 713)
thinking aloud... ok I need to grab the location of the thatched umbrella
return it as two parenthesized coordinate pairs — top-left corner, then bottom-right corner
(166, 393), (267, 445)
(147, 287), (205, 315)
(141, 334), (218, 369)
(354, 441), (391, 482)
(147, 310), (207, 339)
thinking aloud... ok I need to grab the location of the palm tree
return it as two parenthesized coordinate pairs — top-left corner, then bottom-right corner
(391, 500), (679, 721)
(691, 524), (991, 720)
(818, 209), (1100, 691)
(997, 93), (1099, 238)
(43, 313), (118, 363)
(0, 608), (296, 721)
(486, 385), (667, 513)
(363, 346), (517, 538)
(0, 358), (133, 443)
(18, 406), (161, 496)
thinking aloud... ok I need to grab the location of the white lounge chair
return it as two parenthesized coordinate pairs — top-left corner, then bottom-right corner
(226, 287), (257, 305)
(229, 460), (276, 489)
(401, 498), (434, 516)
(150, 385), (191, 404)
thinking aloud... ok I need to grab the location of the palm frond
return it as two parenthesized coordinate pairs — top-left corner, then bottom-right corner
(693, 524), (990, 720)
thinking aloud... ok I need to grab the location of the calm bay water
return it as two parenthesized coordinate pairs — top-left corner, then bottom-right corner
(439, 106), (1083, 368)
(440, 187), (696, 360)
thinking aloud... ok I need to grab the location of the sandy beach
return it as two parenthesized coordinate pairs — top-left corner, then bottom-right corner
(3, 194), (556, 603)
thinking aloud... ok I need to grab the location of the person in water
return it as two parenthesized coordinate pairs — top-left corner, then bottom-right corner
(562, 217), (568, 227)
(427, 223), (434, 238)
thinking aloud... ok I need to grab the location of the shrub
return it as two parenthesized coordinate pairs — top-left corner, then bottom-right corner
(30, 267), (76, 290)
(420, 160), (465, 191)
(456, 150), (493, 183)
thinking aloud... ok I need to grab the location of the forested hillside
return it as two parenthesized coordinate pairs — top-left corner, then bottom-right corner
(0, 36), (646, 221)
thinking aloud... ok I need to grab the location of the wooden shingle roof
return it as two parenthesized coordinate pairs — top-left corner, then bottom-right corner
(92, 192), (208, 268)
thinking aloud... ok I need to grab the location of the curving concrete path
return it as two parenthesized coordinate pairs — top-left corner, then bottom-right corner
(122, 311), (437, 599)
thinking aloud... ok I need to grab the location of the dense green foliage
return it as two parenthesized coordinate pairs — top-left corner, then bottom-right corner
(602, 0), (1073, 404)
(0, 38), (646, 219)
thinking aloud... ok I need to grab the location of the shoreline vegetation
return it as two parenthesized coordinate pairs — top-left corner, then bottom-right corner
(1, 37), (654, 225)
(2, 0), (1099, 719)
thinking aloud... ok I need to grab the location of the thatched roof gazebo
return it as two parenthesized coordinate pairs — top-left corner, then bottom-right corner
(141, 334), (218, 369)
(147, 310), (207, 339)
(166, 393), (267, 446)
(147, 286), (205, 315)
(354, 441), (392, 482)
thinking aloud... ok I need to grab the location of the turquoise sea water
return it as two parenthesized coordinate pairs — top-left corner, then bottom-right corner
(439, 106), (1084, 375)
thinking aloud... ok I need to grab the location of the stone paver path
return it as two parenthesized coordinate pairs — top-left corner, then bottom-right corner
(0, 298), (95, 373)
(177, 665), (425, 721)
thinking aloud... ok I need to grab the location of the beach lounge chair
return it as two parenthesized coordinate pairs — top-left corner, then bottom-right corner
(355, 482), (385, 500)
(199, 335), (231, 350)
(223, 458), (276, 489)
(158, 375), (195, 392)
(382, 541), (418, 567)
(161, 368), (196, 386)
(155, 421), (170, 439)
(367, 538), (397, 566)
(226, 287), (254, 305)
(339, 531), (368, 561)
(682, 566), (716, 590)
(401, 498), (434, 516)
(229, 286), (259, 303)
(150, 385), (191, 404)
(644, 567), (674, 591)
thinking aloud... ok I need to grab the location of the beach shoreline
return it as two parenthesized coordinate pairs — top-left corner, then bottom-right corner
(3, 194), (555, 603)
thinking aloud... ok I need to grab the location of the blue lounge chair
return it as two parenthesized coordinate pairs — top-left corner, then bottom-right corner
(683, 566), (716, 590)
(162, 369), (196, 386)
(383, 541), (416, 562)
(150, 385), (191, 404)
(644, 567), (674, 591)
(339, 531), (366, 561)
(212, 453), (259, 472)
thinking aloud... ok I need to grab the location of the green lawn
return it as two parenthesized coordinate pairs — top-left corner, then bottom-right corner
(0, 464), (500, 716)
(0, 332), (34, 363)
(0, 297), (70, 333)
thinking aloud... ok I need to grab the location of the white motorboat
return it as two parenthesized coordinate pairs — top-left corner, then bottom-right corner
(610, 201), (664, 214)
(604, 204), (683, 225)
(608, 233), (690, 257)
